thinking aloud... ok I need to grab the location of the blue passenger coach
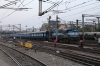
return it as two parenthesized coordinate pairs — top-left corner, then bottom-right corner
(29, 31), (49, 40)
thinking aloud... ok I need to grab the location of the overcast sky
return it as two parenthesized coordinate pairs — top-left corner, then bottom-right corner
(0, 0), (100, 29)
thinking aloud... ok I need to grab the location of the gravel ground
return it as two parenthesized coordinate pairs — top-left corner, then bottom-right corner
(0, 42), (85, 66)
(0, 44), (46, 66)
(0, 47), (18, 66)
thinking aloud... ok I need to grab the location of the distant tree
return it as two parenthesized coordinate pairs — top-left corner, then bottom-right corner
(84, 25), (92, 32)
(41, 23), (48, 28)
(78, 26), (82, 32)
(78, 25), (93, 32)
(40, 23), (49, 31)
(95, 23), (100, 31)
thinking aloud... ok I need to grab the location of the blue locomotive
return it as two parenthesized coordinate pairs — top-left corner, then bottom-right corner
(9, 28), (79, 43)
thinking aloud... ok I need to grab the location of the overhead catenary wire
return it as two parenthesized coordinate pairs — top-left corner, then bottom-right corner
(0, 0), (54, 29)
(0, 0), (20, 21)
(0, 0), (36, 22)
(20, 0), (99, 23)
(0, 0), (27, 21)
(15, 0), (99, 27)
(62, 3), (100, 20)
(65, 0), (94, 11)
(13, 0), (63, 24)
(0, 0), (71, 23)
(1, 0), (100, 29)
(56, 0), (94, 12)
(0, 0), (35, 23)
(0, 5), (16, 19)
(58, 1), (100, 20)
(49, 0), (94, 15)
(22, 0), (34, 7)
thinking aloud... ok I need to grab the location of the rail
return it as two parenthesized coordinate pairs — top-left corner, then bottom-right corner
(0, 48), (22, 66)
(41, 46), (100, 66)
(0, 44), (47, 66)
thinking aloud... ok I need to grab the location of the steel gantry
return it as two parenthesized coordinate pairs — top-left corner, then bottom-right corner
(82, 14), (100, 41)
(0, 0), (18, 9)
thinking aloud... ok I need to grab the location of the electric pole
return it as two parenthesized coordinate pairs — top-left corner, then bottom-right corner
(95, 22), (96, 30)
(48, 16), (51, 41)
(70, 21), (72, 28)
(82, 14), (84, 41)
(56, 15), (58, 41)
(76, 19), (79, 29)
(39, 0), (42, 16)
(0, 25), (2, 39)
(13, 25), (14, 33)
(93, 21), (95, 31)
(18, 24), (21, 40)
(13, 25), (14, 38)
(19, 24), (21, 32)
(76, 19), (81, 29)
(96, 17), (100, 28)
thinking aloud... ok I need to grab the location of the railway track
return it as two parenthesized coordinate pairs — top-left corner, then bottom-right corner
(29, 40), (100, 54)
(56, 44), (100, 54)
(13, 39), (99, 66)
(25, 40), (100, 65)
(3, 39), (100, 54)
(0, 48), (22, 66)
(40, 46), (100, 66)
(1, 40), (100, 66)
(21, 39), (100, 47)
(0, 44), (47, 66)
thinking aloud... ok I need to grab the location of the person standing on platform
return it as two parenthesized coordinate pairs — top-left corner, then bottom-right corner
(54, 39), (57, 48)
(79, 39), (84, 48)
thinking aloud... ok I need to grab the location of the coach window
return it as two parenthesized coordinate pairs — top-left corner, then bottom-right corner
(35, 33), (36, 37)
(34, 33), (36, 37)
(37, 33), (38, 36)
(35, 33), (37, 37)
(39, 33), (40, 36)
(85, 34), (88, 37)
(37, 33), (39, 37)
(42, 33), (43, 36)
(36, 33), (37, 37)
(32, 33), (33, 37)
(41, 33), (42, 36)
(37, 33), (38, 37)
(40, 33), (41, 36)
(33, 33), (34, 37)
(44, 33), (46, 36)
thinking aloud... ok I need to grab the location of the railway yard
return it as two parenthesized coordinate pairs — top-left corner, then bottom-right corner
(1, 0), (100, 66)
(0, 39), (100, 66)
